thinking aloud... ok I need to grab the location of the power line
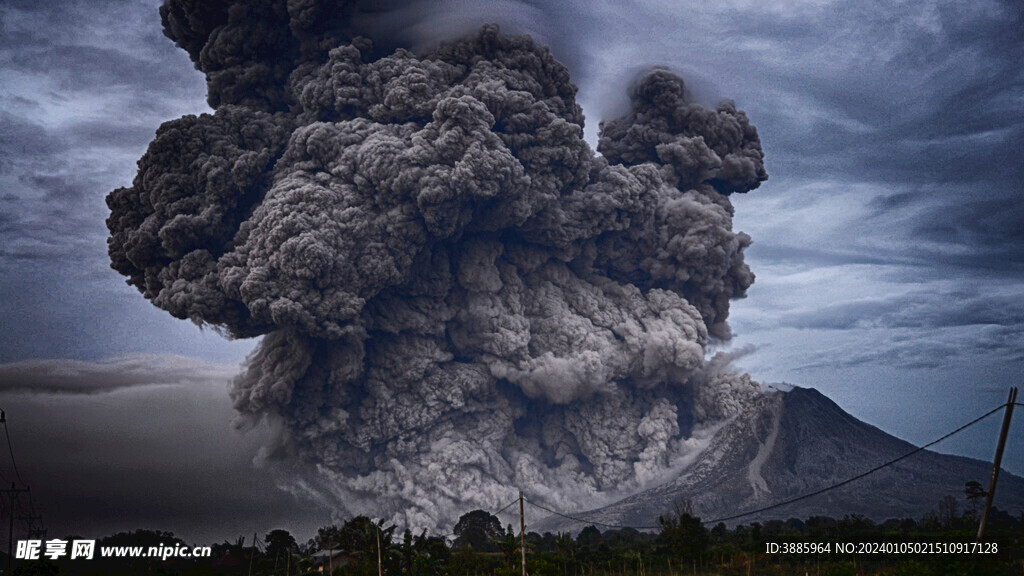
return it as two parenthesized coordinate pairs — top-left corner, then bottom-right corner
(524, 498), (658, 531)
(428, 498), (524, 543)
(0, 412), (44, 538)
(702, 401), (1008, 524)
(404, 497), (542, 546)
(2, 419), (26, 487)
(493, 497), (520, 517)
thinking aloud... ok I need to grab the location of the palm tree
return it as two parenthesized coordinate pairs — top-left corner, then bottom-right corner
(555, 532), (577, 576)
(495, 524), (520, 569)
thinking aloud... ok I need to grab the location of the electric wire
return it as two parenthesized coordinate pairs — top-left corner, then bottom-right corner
(430, 498), (524, 544)
(1, 413), (45, 538)
(2, 420), (26, 487)
(493, 497), (520, 517)
(518, 400), (1010, 530)
(702, 401), (1008, 524)
(524, 498), (658, 531)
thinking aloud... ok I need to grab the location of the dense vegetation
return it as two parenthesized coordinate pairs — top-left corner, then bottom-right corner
(12, 497), (1024, 576)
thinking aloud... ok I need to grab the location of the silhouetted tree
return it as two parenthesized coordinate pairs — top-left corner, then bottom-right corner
(710, 522), (728, 543)
(555, 532), (576, 576)
(411, 530), (450, 576)
(310, 523), (343, 552)
(577, 525), (601, 550)
(749, 522), (762, 546)
(211, 535), (248, 560)
(805, 516), (837, 539)
(965, 480), (986, 520)
(496, 524), (520, 568)
(400, 528), (415, 574)
(657, 498), (708, 562)
(452, 509), (503, 552)
(265, 528), (298, 570)
(338, 516), (394, 557)
(838, 514), (875, 541)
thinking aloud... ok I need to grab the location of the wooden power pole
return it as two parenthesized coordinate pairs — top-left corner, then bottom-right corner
(976, 386), (1017, 542)
(376, 524), (383, 576)
(520, 492), (527, 576)
(3, 483), (30, 576)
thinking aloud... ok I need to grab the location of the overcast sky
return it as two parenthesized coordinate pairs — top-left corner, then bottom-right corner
(1, 0), (1022, 544)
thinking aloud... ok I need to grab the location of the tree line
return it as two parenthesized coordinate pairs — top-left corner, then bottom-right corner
(12, 490), (1024, 576)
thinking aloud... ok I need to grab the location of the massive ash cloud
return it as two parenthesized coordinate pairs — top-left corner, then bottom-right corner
(107, 0), (767, 529)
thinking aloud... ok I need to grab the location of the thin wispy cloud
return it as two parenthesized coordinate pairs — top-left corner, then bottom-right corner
(0, 354), (239, 395)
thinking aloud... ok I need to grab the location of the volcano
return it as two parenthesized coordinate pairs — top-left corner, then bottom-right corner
(533, 387), (1024, 532)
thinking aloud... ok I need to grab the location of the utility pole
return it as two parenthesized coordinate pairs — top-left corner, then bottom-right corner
(520, 491), (527, 576)
(376, 524), (382, 576)
(977, 386), (1017, 542)
(2, 483), (30, 576)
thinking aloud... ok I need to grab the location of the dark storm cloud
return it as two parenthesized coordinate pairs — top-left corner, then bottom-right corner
(64, 121), (158, 151)
(801, 324), (1024, 371)
(0, 180), (102, 263)
(0, 112), (68, 159)
(0, 1), (208, 270)
(1, 1), (207, 108)
(776, 283), (1024, 371)
(754, 0), (1024, 270)
(744, 243), (898, 269)
(0, 266), (256, 363)
(909, 196), (1024, 271)
(4, 44), (200, 97)
(0, 120), (107, 263)
(529, 0), (1024, 304)
(787, 289), (1024, 331)
(834, 341), (958, 371)
(0, 1), (258, 362)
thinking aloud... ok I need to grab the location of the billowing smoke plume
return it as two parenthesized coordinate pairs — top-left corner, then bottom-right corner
(107, 0), (767, 529)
